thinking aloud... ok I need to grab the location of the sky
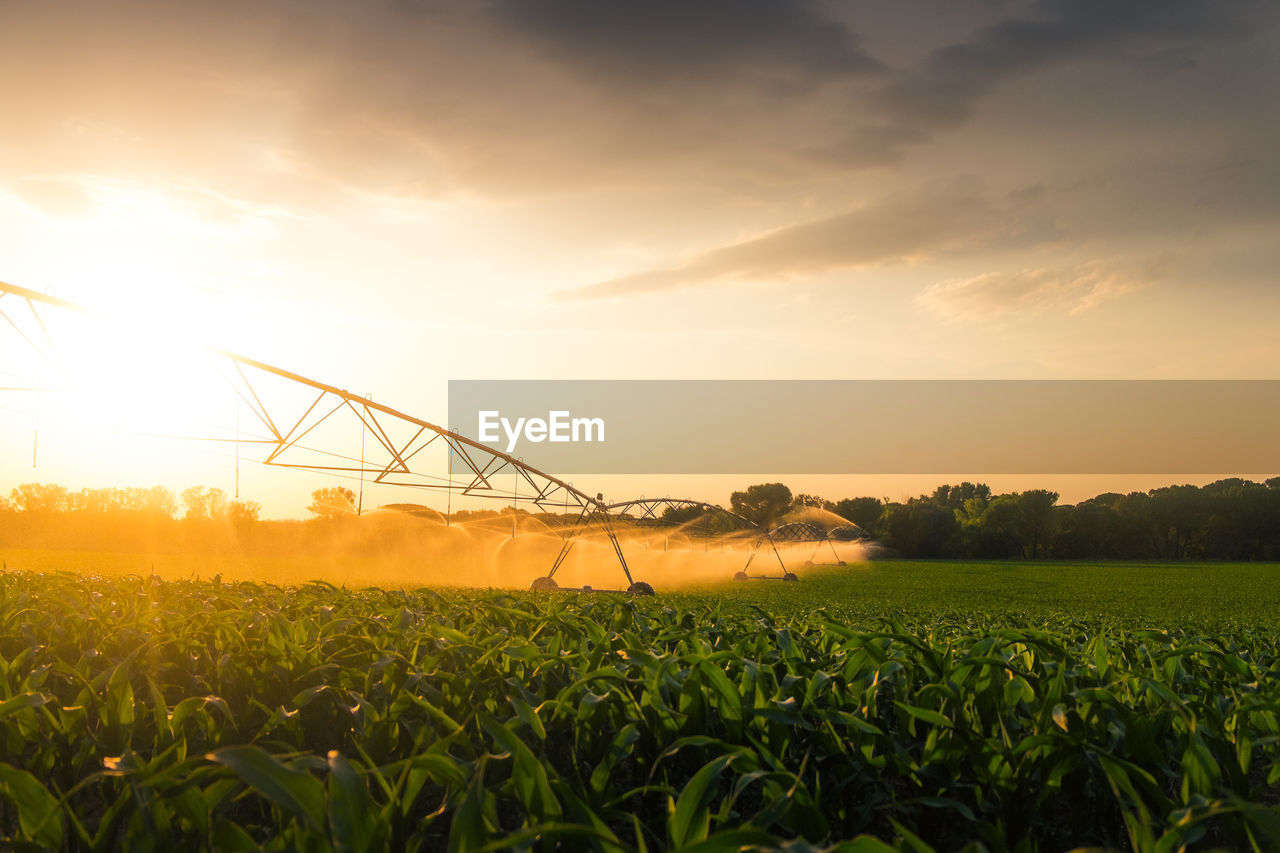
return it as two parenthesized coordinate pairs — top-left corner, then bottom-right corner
(1, 0), (1278, 517)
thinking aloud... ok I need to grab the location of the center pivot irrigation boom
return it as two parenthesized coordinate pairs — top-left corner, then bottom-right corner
(602, 497), (794, 580)
(765, 521), (868, 568)
(598, 499), (867, 581)
(0, 280), (663, 593)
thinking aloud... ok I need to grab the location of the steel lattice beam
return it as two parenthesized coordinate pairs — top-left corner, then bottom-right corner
(1, 280), (653, 588)
(2, 279), (839, 591)
(604, 496), (788, 574)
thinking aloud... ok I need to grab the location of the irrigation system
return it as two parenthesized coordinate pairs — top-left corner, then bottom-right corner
(0, 280), (864, 592)
(604, 496), (785, 576)
(765, 521), (869, 567)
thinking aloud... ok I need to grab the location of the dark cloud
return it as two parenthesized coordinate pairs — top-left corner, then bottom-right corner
(877, 0), (1267, 136)
(2, 1), (884, 199)
(558, 140), (1280, 302)
(489, 0), (883, 88)
(0, 0), (1275, 216)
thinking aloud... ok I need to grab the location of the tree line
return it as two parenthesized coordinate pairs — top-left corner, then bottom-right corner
(1, 483), (263, 555)
(7, 478), (1280, 561)
(0, 483), (562, 557)
(726, 479), (1280, 560)
(4, 483), (259, 522)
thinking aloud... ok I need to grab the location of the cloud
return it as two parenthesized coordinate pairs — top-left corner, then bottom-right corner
(916, 263), (1149, 321)
(0, 0), (1275, 212)
(558, 179), (1055, 299)
(4, 177), (96, 219)
(556, 130), (1280, 301)
(2, 173), (294, 238)
(489, 0), (884, 87)
(1, 1), (878, 200)
(878, 0), (1261, 131)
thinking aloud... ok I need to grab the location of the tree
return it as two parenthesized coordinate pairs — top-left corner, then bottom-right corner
(73, 487), (120, 513)
(9, 483), (71, 513)
(1052, 497), (1122, 559)
(1201, 479), (1271, 559)
(881, 498), (957, 557)
(308, 487), (357, 519)
(145, 486), (177, 518)
(660, 504), (706, 525)
(226, 500), (261, 525)
(1147, 484), (1206, 558)
(931, 482), (992, 511)
(1113, 491), (1159, 558)
(833, 497), (884, 532)
(181, 486), (227, 521)
(1017, 489), (1060, 558)
(791, 494), (834, 511)
(130, 485), (177, 517)
(729, 483), (793, 529)
(959, 494), (1023, 558)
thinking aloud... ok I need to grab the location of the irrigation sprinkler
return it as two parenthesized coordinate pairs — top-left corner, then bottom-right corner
(0, 280), (877, 592)
(603, 497), (794, 580)
(747, 520), (870, 579)
(0, 281), (657, 592)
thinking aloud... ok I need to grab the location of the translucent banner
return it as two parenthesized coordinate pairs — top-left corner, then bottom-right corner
(448, 380), (1280, 474)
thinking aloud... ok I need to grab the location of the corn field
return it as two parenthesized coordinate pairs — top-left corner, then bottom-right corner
(1, 570), (1279, 851)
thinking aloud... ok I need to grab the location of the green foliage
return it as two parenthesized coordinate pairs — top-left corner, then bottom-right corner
(832, 497), (884, 531)
(856, 477), (1280, 560)
(661, 505), (708, 525)
(1, 566), (1279, 850)
(791, 494), (835, 512)
(730, 483), (794, 529)
(881, 499), (956, 557)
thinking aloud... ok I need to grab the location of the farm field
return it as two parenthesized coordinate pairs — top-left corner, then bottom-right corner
(1, 560), (1279, 851)
(0, 547), (469, 591)
(5, 549), (1280, 626)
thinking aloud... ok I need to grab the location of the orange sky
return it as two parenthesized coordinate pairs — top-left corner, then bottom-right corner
(2, 1), (1278, 517)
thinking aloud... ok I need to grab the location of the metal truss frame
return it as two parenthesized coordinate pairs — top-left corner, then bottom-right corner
(603, 497), (788, 576)
(3, 279), (869, 591)
(767, 520), (868, 568)
(1, 281), (648, 588)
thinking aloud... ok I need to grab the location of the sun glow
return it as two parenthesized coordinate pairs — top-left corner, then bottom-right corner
(0, 174), (308, 448)
(5, 175), (282, 339)
(34, 304), (240, 446)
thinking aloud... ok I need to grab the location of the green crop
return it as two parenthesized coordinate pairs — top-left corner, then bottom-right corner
(1, 567), (1279, 851)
